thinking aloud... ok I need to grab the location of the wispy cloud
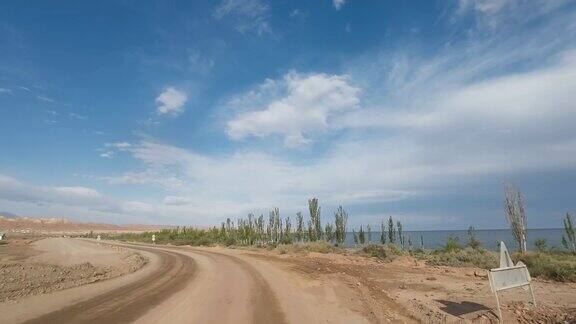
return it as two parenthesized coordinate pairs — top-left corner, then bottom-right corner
(156, 87), (188, 116)
(333, 0), (346, 10)
(0, 88), (12, 94)
(68, 112), (86, 120)
(455, 0), (570, 30)
(37, 95), (56, 103)
(214, 0), (272, 35)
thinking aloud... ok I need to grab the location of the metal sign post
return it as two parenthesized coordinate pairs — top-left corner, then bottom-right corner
(488, 242), (535, 321)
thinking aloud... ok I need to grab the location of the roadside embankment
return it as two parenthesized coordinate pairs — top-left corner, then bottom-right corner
(0, 237), (146, 302)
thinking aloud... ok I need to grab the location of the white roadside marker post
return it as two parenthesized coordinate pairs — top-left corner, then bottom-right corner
(96, 234), (101, 246)
(488, 241), (536, 322)
(152, 234), (156, 245)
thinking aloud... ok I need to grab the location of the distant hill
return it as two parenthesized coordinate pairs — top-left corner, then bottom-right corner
(0, 214), (164, 234)
(0, 211), (20, 218)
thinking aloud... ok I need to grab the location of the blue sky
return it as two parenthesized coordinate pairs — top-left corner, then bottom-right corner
(1, 0), (575, 229)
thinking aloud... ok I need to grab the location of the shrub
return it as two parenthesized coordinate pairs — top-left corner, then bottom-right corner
(275, 241), (338, 254)
(514, 252), (576, 282)
(534, 238), (547, 252)
(363, 244), (387, 259)
(467, 226), (481, 249)
(418, 247), (498, 269)
(443, 235), (463, 253)
(361, 243), (406, 260)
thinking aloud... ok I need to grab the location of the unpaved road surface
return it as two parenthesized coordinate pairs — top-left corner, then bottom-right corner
(4, 239), (572, 323)
(0, 239), (375, 324)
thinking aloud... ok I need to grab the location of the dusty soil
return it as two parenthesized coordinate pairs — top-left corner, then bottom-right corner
(1, 239), (574, 323)
(239, 248), (576, 323)
(0, 237), (146, 302)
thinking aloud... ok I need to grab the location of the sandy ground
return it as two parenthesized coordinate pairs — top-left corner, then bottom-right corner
(1, 239), (575, 323)
(0, 237), (146, 304)
(238, 249), (576, 323)
(30, 238), (128, 267)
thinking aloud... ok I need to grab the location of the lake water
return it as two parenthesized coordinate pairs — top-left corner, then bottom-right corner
(344, 228), (565, 251)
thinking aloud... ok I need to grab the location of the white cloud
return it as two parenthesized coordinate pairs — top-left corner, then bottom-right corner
(68, 112), (86, 120)
(37, 95), (56, 103)
(0, 175), (104, 206)
(163, 196), (191, 206)
(53, 186), (102, 200)
(188, 51), (215, 74)
(0, 88), (12, 94)
(226, 72), (360, 147)
(213, 0), (272, 35)
(100, 151), (114, 159)
(0, 174), (157, 222)
(106, 142), (132, 149)
(156, 87), (188, 116)
(94, 122), (576, 226)
(455, 0), (569, 30)
(333, 0), (346, 10)
(91, 8), (576, 226)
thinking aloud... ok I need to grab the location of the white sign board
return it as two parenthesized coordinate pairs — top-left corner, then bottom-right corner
(152, 234), (156, 244)
(488, 242), (535, 321)
(489, 264), (531, 292)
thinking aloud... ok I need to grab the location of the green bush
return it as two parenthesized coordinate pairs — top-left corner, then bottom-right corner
(534, 238), (547, 252)
(362, 244), (387, 259)
(514, 252), (576, 282)
(443, 235), (463, 253)
(417, 247), (498, 269)
(275, 241), (338, 254)
(361, 243), (407, 260)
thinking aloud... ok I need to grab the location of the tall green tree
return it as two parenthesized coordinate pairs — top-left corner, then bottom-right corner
(296, 212), (304, 242)
(359, 226), (366, 245)
(334, 206), (348, 246)
(563, 213), (575, 253)
(380, 220), (386, 244)
(308, 198), (322, 241)
(283, 216), (292, 244)
(388, 216), (395, 243)
(367, 225), (372, 243)
(467, 226), (481, 249)
(504, 183), (528, 252)
(325, 223), (335, 243)
(397, 221), (403, 245)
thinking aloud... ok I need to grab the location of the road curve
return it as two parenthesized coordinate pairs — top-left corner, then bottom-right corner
(23, 244), (196, 324)
(13, 240), (368, 324)
(149, 246), (287, 324)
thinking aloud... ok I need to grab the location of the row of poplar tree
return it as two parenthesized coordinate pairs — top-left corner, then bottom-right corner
(352, 216), (412, 246)
(218, 198), (348, 246)
(214, 197), (411, 247)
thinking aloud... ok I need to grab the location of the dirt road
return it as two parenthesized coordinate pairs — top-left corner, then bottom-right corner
(1, 240), (373, 324)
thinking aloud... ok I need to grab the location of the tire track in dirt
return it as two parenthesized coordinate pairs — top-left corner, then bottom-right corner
(23, 244), (196, 324)
(184, 248), (287, 324)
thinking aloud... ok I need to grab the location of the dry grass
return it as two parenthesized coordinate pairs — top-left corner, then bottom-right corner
(413, 247), (498, 269)
(513, 252), (576, 282)
(275, 241), (340, 254)
(360, 244), (407, 261)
